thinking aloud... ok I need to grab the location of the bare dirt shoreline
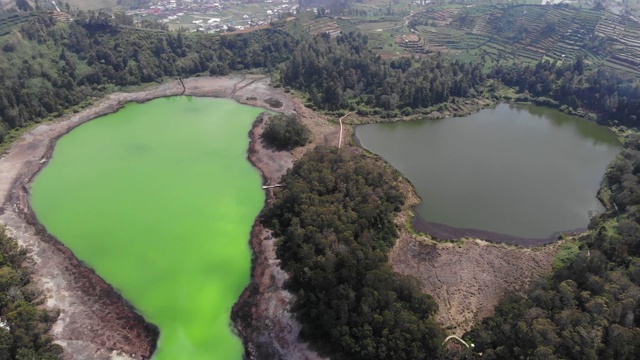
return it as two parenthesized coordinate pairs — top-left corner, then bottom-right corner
(0, 75), (559, 359)
(0, 75), (322, 360)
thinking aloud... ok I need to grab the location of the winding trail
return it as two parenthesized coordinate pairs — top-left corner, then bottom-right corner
(338, 113), (350, 149)
(178, 78), (186, 95)
(229, 76), (261, 98)
(442, 335), (470, 348)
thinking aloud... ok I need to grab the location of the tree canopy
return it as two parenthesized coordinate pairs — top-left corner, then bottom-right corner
(262, 114), (311, 151)
(263, 147), (444, 359)
(279, 31), (485, 115)
(492, 59), (640, 128)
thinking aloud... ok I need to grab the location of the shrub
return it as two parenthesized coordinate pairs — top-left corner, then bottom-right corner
(262, 114), (311, 151)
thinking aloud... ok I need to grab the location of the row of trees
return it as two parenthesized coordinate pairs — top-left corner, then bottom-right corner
(492, 59), (640, 127)
(263, 147), (444, 359)
(468, 135), (640, 359)
(0, 228), (62, 360)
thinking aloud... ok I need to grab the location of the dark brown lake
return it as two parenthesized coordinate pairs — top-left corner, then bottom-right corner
(355, 103), (621, 244)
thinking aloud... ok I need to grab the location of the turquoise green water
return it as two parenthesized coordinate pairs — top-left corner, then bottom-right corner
(30, 97), (265, 360)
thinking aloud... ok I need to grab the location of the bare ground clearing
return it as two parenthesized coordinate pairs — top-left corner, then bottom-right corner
(389, 234), (559, 335)
(0, 73), (559, 359)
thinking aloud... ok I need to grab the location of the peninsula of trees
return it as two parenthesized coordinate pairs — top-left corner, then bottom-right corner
(263, 147), (443, 359)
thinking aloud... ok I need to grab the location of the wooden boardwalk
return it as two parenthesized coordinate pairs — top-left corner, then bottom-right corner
(262, 184), (284, 189)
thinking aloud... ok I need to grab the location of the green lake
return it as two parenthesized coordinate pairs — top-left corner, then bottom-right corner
(355, 103), (622, 242)
(30, 96), (265, 359)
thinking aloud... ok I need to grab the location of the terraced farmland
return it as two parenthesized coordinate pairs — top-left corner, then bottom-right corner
(304, 16), (341, 37)
(0, 12), (38, 36)
(409, 4), (640, 75)
(596, 13), (640, 74)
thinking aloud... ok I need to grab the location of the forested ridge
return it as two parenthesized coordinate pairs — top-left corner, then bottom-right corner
(277, 31), (640, 131)
(0, 228), (62, 360)
(280, 32), (486, 115)
(0, 12), (295, 143)
(2, 10), (640, 147)
(263, 147), (444, 359)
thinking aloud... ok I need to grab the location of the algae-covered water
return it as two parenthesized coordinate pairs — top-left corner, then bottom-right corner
(30, 96), (265, 360)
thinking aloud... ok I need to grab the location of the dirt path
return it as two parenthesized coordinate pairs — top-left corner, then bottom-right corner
(338, 112), (350, 149)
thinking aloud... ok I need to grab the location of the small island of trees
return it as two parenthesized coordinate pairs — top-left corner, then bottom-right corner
(261, 114), (311, 151)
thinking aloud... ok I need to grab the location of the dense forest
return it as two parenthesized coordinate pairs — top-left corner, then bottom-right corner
(492, 59), (640, 128)
(0, 228), (62, 360)
(279, 31), (486, 116)
(467, 135), (640, 359)
(263, 147), (444, 359)
(0, 12), (295, 143)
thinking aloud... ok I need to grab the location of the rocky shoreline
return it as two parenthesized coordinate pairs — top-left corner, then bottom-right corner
(232, 113), (326, 360)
